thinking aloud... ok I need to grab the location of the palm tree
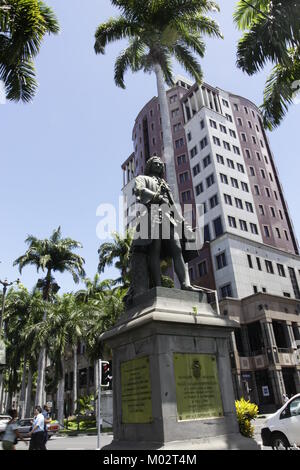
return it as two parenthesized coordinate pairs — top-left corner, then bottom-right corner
(75, 274), (113, 304)
(0, 0), (59, 102)
(14, 227), (85, 406)
(98, 231), (133, 287)
(234, 0), (300, 129)
(4, 286), (44, 417)
(94, 0), (222, 201)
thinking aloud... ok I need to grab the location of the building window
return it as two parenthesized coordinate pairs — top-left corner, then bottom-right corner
(216, 154), (224, 165)
(260, 140), (264, 148)
(203, 154), (211, 168)
(206, 174), (215, 188)
(244, 106), (249, 114)
(221, 284), (233, 299)
(235, 198), (243, 209)
(182, 190), (191, 202)
(237, 117), (243, 126)
(245, 149), (251, 159)
(174, 123), (182, 133)
(256, 257), (262, 271)
(284, 230), (289, 241)
(210, 119), (217, 129)
(204, 224), (211, 242)
(210, 194), (219, 209)
(220, 124), (227, 134)
(179, 171), (189, 184)
(224, 194), (232, 205)
(265, 187), (271, 198)
(230, 129), (236, 138)
(241, 182), (249, 192)
(195, 182), (204, 196)
(234, 104), (239, 111)
(213, 136), (221, 146)
(265, 260), (274, 274)
(175, 138), (184, 148)
(216, 252), (227, 270)
(198, 260), (208, 277)
(260, 169), (266, 179)
(228, 216), (237, 228)
(277, 264), (286, 277)
(247, 254), (253, 269)
(200, 136), (208, 149)
(270, 207), (276, 218)
(240, 220), (248, 231)
(252, 136), (257, 145)
(258, 204), (265, 215)
(223, 141), (231, 151)
(186, 129), (191, 140)
(177, 154), (187, 165)
(274, 190), (278, 201)
(254, 185), (260, 195)
(227, 159), (235, 169)
(233, 145), (240, 155)
(275, 227), (281, 239)
(200, 119), (205, 129)
(288, 267), (300, 299)
(226, 114), (233, 122)
(220, 173), (228, 184)
(264, 226), (270, 238)
(190, 146), (198, 158)
(279, 209), (284, 220)
(222, 99), (229, 108)
(253, 285), (258, 294)
(213, 217), (224, 237)
(246, 202), (254, 213)
(193, 163), (201, 176)
(170, 94), (178, 103)
(241, 133), (247, 142)
(249, 166), (255, 176)
(231, 177), (239, 188)
(250, 223), (258, 235)
(172, 108), (180, 118)
(237, 164), (244, 173)
(248, 120), (253, 129)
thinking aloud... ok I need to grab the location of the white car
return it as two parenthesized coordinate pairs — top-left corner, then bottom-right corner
(0, 415), (12, 439)
(261, 394), (300, 449)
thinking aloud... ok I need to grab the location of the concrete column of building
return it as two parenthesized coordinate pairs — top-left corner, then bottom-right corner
(187, 96), (193, 118)
(203, 87), (210, 108)
(293, 368), (300, 393)
(214, 94), (220, 114)
(199, 87), (205, 108)
(193, 91), (199, 113)
(183, 101), (188, 123)
(263, 321), (280, 364)
(286, 323), (297, 350)
(272, 369), (287, 406)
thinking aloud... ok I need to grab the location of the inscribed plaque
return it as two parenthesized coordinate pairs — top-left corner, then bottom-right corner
(121, 356), (153, 424)
(173, 353), (223, 421)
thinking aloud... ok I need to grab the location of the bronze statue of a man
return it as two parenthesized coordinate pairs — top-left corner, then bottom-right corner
(126, 156), (200, 304)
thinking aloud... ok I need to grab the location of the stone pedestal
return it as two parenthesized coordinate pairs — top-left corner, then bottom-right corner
(100, 288), (259, 450)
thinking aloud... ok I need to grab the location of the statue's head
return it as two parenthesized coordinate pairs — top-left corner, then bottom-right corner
(145, 155), (165, 177)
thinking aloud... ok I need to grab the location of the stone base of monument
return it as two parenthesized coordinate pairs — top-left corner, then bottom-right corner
(100, 287), (259, 450)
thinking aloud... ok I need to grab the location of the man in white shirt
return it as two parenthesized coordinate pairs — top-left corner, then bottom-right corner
(29, 406), (45, 450)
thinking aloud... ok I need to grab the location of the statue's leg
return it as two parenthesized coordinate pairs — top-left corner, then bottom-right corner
(149, 239), (162, 287)
(169, 231), (190, 287)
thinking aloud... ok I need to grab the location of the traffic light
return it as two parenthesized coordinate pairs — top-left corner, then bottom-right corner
(101, 361), (112, 388)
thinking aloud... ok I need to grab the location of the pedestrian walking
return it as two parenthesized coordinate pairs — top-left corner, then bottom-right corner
(28, 406), (46, 450)
(283, 393), (289, 403)
(2, 409), (28, 451)
(42, 404), (51, 449)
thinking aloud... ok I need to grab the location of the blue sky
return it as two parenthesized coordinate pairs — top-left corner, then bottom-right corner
(0, 0), (299, 293)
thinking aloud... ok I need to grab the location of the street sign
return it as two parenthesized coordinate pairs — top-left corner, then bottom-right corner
(0, 339), (6, 366)
(262, 386), (270, 397)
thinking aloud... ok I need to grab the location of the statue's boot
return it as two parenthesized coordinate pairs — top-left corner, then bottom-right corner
(181, 283), (204, 292)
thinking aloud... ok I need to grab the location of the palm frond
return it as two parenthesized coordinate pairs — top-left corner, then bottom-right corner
(94, 16), (140, 54)
(173, 43), (203, 83)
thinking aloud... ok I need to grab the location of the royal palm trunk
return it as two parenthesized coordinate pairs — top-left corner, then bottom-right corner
(57, 360), (65, 426)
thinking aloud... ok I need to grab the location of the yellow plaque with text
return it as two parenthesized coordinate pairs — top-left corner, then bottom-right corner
(121, 356), (153, 424)
(173, 353), (223, 421)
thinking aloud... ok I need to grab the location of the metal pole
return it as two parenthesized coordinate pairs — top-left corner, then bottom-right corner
(97, 359), (101, 450)
(0, 284), (7, 335)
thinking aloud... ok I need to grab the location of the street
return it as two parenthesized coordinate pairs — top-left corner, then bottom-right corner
(9, 418), (268, 450)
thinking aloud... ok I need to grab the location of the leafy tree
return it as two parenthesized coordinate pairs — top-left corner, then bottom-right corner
(94, 0), (222, 200)
(0, 0), (59, 102)
(234, 0), (300, 129)
(98, 231), (133, 287)
(75, 274), (113, 304)
(14, 227), (85, 406)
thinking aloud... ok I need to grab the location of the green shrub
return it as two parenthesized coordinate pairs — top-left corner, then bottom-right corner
(235, 398), (258, 438)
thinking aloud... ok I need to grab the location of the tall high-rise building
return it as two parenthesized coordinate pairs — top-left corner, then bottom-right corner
(122, 78), (300, 412)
